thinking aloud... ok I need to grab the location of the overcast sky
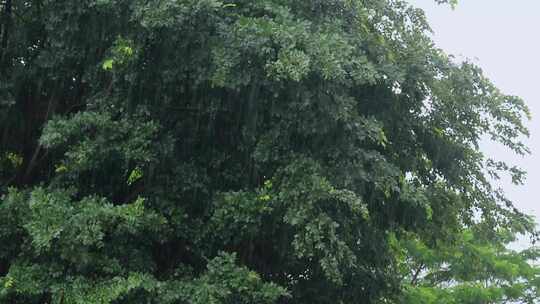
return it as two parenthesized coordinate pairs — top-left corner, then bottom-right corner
(406, 1), (540, 236)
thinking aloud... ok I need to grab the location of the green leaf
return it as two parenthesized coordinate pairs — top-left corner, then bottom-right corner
(102, 59), (114, 70)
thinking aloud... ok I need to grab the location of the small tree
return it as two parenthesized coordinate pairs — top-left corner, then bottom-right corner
(398, 227), (540, 304)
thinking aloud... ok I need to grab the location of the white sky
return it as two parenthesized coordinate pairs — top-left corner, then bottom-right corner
(406, 1), (540, 237)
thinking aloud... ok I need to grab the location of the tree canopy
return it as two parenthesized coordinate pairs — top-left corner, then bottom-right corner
(0, 0), (537, 303)
(398, 227), (540, 304)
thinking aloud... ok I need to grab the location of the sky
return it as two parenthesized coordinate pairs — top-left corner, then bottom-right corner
(406, 1), (540, 238)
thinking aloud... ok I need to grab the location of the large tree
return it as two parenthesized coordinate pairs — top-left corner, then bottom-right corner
(0, 0), (534, 303)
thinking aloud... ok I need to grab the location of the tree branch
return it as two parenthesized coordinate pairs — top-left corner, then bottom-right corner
(410, 263), (425, 286)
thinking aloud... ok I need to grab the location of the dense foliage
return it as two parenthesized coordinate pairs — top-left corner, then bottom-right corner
(0, 0), (537, 303)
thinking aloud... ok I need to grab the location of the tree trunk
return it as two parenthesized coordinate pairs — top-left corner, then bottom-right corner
(0, 0), (12, 63)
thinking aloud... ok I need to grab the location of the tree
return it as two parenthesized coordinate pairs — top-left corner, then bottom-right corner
(397, 227), (540, 304)
(0, 0), (534, 303)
